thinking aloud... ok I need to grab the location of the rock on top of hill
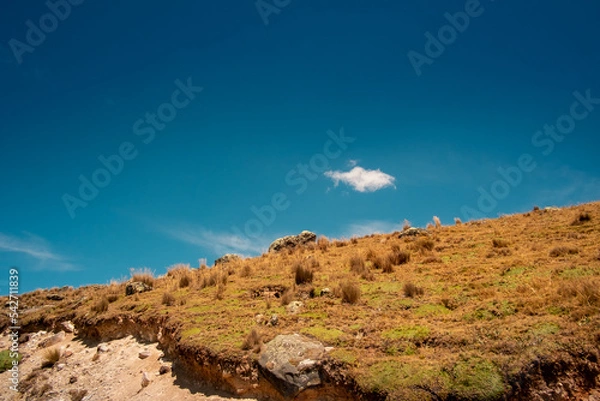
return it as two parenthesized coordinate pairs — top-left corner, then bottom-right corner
(268, 231), (317, 252)
(214, 253), (241, 265)
(398, 227), (430, 238)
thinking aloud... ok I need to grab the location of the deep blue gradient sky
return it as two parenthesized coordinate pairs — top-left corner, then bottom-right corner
(1, 1), (599, 293)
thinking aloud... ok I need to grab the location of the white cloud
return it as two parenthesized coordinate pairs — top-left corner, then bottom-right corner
(0, 232), (77, 271)
(324, 166), (396, 193)
(158, 225), (268, 257)
(340, 220), (402, 238)
(347, 159), (358, 167)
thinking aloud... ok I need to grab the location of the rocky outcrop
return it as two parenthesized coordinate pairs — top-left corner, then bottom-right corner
(258, 334), (325, 398)
(214, 253), (241, 265)
(125, 281), (152, 296)
(268, 231), (317, 253)
(398, 227), (430, 238)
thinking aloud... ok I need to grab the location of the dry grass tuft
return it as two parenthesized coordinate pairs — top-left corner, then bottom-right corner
(41, 347), (61, 368)
(492, 238), (510, 248)
(130, 267), (155, 287)
(240, 264), (252, 278)
(162, 292), (176, 306)
(280, 289), (295, 306)
(422, 256), (443, 264)
(413, 238), (435, 253)
(558, 278), (600, 307)
(340, 281), (361, 304)
(317, 236), (329, 251)
(241, 328), (262, 352)
(403, 282), (424, 298)
(388, 246), (411, 265)
(69, 389), (88, 401)
(571, 212), (591, 225)
(549, 246), (579, 258)
(433, 216), (442, 228)
(91, 297), (109, 313)
(454, 217), (462, 225)
(349, 255), (374, 280)
(293, 261), (314, 285)
(402, 219), (411, 230)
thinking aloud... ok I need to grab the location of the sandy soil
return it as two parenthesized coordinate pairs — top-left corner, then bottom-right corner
(0, 330), (256, 401)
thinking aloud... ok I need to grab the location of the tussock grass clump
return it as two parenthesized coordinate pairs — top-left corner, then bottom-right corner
(372, 256), (392, 272)
(388, 246), (411, 265)
(179, 274), (191, 288)
(492, 239), (510, 248)
(455, 217), (462, 225)
(91, 297), (109, 313)
(558, 278), (600, 307)
(69, 389), (88, 401)
(162, 292), (176, 306)
(403, 282), (424, 298)
(365, 248), (377, 262)
(340, 281), (361, 304)
(334, 239), (348, 247)
(215, 283), (225, 300)
(433, 216), (442, 228)
(349, 255), (374, 281)
(241, 328), (262, 352)
(413, 238), (435, 253)
(106, 294), (119, 303)
(549, 246), (579, 258)
(422, 256), (443, 264)
(240, 264), (252, 278)
(317, 236), (329, 251)
(402, 219), (411, 231)
(571, 212), (591, 225)
(200, 269), (227, 289)
(41, 347), (61, 368)
(280, 289), (295, 306)
(293, 261), (314, 285)
(130, 267), (155, 287)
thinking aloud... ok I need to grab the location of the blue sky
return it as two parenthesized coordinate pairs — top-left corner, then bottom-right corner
(1, 0), (599, 293)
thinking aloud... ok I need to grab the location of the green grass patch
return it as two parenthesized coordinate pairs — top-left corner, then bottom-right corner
(300, 326), (346, 344)
(382, 325), (430, 342)
(181, 327), (202, 339)
(413, 303), (451, 317)
(329, 348), (358, 366)
(0, 350), (22, 373)
(450, 357), (506, 400)
(531, 322), (560, 336)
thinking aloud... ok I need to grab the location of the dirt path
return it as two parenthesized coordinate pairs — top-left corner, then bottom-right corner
(0, 331), (256, 401)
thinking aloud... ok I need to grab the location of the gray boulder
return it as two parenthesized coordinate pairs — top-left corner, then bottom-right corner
(258, 334), (325, 397)
(125, 281), (152, 296)
(398, 227), (430, 238)
(268, 231), (317, 253)
(214, 253), (241, 265)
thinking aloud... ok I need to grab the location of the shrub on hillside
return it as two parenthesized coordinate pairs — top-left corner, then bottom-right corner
(280, 289), (294, 306)
(403, 282), (424, 298)
(293, 261), (314, 285)
(413, 239), (435, 253)
(571, 212), (591, 225)
(340, 281), (361, 304)
(317, 236), (329, 251)
(549, 246), (579, 258)
(388, 247), (411, 265)
(241, 328), (262, 352)
(492, 239), (510, 248)
(130, 268), (155, 287)
(162, 292), (176, 306)
(349, 255), (375, 280)
(91, 297), (109, 313)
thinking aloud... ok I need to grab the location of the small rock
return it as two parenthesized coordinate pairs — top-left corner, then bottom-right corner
(324, 347), (334, 353)
(125, 281), (152, 296)
(63, 350), (73, 358)
(61, 321), (75, 333)
(214, 253), (242, 265)
(159, 365), (171, 375)
(268, 231), (317, 253)
(39, 331), (66, 348)
(255, 314), (265, 325)
(141, 372), (151, 388)
(97, 344), (109, 353)
(286, 301), (304, 314)
(46, 294), (64, 301)
(269, 314), (279, 326)
(398, 227), (430, 238)
(138, 351), (151, 359)
(69, 376), (78, 384)
(56, 363), (66, 371)
(320, 288), (332, 296)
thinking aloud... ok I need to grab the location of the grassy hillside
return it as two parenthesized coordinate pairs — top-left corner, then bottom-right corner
(4, 202), (600, 400)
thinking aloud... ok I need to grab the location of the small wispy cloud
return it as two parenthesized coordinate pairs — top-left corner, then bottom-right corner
(158, 225), (268, 257)
(0, 232), (77, 271)
(339, 220), (402, 238)
(324, 166), (396, 193)
(347, 159), (358, 167)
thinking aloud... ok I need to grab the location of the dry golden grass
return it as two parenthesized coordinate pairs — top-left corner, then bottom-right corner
(41, 347), (61, 368)
(8, 201), (600, 400)
(293, 261), (313, 285)
(241, 328), (262, 352)
(130, 267), (155, 287)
